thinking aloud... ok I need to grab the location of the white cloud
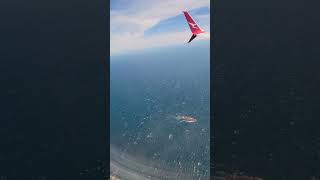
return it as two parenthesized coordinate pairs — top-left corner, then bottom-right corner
(111, 0), (210, 55)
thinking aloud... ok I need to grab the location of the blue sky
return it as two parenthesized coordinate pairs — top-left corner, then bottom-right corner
(110, 0), (210, 55)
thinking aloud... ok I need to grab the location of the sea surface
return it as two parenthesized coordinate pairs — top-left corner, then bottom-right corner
(110, 42), (210, 179)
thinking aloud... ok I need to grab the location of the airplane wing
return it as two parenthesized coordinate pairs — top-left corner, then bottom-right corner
(183, 11), (205, 35)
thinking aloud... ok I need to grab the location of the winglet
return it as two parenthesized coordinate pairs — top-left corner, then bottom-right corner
(188, 34), (197, 43)
(183, 11), (204, 35)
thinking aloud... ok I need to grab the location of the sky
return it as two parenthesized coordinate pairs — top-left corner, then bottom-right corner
(110, 0), (210, 55)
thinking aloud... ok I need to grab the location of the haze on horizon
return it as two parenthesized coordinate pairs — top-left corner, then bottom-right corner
(110, 0), (210, 55)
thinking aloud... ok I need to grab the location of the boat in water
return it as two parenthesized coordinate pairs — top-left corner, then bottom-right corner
(175, 115), (197, 123)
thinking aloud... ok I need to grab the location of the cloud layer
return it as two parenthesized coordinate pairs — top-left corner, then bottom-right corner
(111, 0), (210, 55)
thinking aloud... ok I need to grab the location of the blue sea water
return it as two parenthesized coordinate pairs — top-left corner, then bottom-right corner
(110, 41), (210, 179)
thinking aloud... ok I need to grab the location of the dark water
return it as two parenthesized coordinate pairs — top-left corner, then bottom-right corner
(110, 42), (210, 179)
